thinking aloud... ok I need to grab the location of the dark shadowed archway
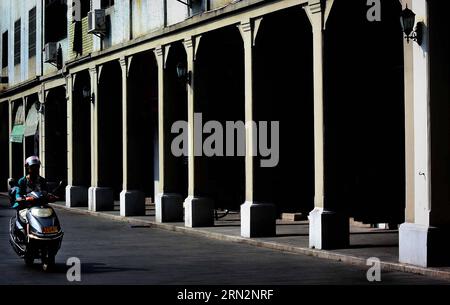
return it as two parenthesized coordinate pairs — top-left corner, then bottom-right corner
(24, 94), (40, 160)
(253, 7), (314, 216)
(97, 61), (123, 199)
(0, 101), (9, 190)
(127, 51), (159, 200)
(194, 26), (246, 211)
(45, 86), (67, 189)
(324, 0), (405, 225)
(162, 42), (189, 198)
(72, 70), (91, 189)
(11, 99), (24, 180)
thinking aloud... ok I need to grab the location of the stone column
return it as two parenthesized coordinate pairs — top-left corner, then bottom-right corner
(38, 87), (45, 177)
(119, 56), (146, 216)
(8, 99), (12, 180)
(154, 45), (184, 223)
(399, 0), (450, 267)
(22, 97), (26, 176)
(238, 19), (276, 238)
(183, 36), (215, 228)
(66, 73), (88, 207)
(305, 0), (349, 250)
(88, 65), (114, 211)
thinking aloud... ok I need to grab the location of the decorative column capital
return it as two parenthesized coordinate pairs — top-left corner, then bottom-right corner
(238, 18), (263, 47)
(308, 0), (323, 14)
(119, 57), (127, 68)
(239, 21), (252, 33)
(183, 36), (202, 61)
(89, 66), (97, 77)
(119, 57), (132, 77)
(304, 0), (334, 30)
(154, 46), (164, 57)
(154, 45), (171, 69)
(183, 38), (194, 49)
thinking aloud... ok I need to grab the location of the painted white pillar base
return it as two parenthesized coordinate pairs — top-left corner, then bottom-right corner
(399, 223), (450, 267)
(65, 185), (88, 208)
(308, 207), (349, 250)
(120, 190), (145, 217)
(240, 201), (276, 238)
(88, 187), (114, 212)
(184, 196), (214, 228)
(155, 193), (183, 223)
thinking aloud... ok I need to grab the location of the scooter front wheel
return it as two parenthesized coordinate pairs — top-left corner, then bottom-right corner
(42, 255), (55, 272)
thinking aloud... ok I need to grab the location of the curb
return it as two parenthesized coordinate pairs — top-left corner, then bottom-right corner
(50, 203), (450, 281)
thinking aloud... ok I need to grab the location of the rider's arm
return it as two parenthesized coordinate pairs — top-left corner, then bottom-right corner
(15, 178), (27, 201)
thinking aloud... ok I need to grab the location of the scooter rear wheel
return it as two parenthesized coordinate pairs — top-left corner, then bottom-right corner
(24, 255), (34, 267)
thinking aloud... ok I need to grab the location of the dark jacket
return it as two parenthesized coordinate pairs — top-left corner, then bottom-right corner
(13, 175), (48, 209)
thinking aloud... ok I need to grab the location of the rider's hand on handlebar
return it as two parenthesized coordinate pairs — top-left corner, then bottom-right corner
(47, 194), (58, 203)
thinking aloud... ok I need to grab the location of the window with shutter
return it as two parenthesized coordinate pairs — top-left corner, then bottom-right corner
(14, 19), (21, 66)
(1, 31), (7, 69)
(29, 7), (37, 58)
(45, 0), (68, 43)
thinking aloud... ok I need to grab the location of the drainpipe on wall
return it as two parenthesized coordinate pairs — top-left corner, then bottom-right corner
(129, 0), (133, 40)
(163, 0), (168, 27)
(40, 0), (44, 78)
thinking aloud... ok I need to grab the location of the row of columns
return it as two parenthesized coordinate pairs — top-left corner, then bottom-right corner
(61, 0), (450, 268)
(64, 0), (345, 247)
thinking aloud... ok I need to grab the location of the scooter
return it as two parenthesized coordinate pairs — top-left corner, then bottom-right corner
(8, 179), (64, 271)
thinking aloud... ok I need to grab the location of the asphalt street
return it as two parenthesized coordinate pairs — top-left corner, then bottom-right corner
(0, 197), (448, 285)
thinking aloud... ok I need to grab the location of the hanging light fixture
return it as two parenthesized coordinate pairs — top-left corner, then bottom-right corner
(176, 62), (191, 85)
(400, 5), (423, 45)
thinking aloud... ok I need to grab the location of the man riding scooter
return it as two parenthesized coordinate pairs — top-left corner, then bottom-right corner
(9, 156), (63, 271)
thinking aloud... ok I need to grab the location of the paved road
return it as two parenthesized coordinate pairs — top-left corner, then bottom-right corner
(0, 197), (448, 285)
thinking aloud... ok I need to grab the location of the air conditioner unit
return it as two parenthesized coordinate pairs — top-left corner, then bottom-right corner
(44, 42), (58, 63)
(88, 9), (106, 35)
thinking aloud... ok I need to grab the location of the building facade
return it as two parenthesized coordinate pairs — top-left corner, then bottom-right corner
(0, 0), (449, 268)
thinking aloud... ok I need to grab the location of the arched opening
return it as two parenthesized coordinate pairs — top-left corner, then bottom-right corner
(97, 61), (122, 200)
(0, 101), (9, 190)
(164, 42), (188, 198)
(44, 86), (68, 190)
(253, 7), (314, 216)
(11, 99), (25, 180)
(24, 94), (40, 160)
(324, 0), (405, 225)
(194, 26), (245, 212)
(72, 70), (91, 189)
(127, 51), (158, 201)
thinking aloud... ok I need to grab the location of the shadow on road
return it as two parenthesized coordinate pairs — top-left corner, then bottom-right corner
(23, 262), (149, 275)
(81, 262), (149, 274)
(348, 244), (398, 249)
(275, 233), (309, 238)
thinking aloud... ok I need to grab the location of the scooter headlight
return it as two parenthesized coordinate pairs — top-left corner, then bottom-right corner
(30, 208), (53, 218)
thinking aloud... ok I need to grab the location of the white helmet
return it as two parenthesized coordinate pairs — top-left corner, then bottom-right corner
(25, 156), (41, 168)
